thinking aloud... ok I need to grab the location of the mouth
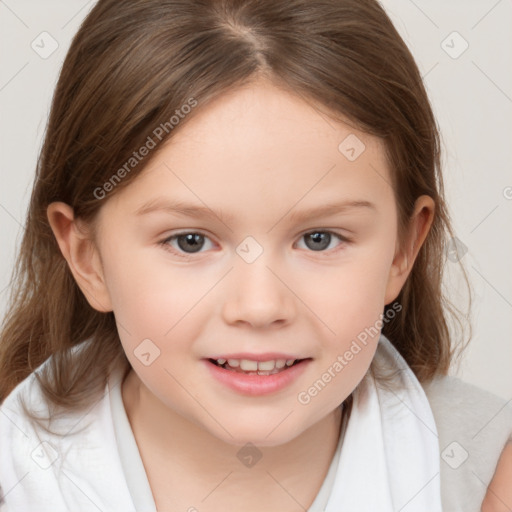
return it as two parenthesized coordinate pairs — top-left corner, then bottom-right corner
(207, 358), (310, 376)
(204, 357), (313, 396)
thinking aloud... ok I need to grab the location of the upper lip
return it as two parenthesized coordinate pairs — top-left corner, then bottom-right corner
(206, 353), (309, 362)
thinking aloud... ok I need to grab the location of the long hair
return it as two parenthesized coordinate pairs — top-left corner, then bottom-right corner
(0, 0), (471, 422)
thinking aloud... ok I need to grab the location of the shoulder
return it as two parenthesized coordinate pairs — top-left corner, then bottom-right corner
(422, 374), (512, 436)
(0, 356), (81, 473)
(422, 373), (510, 409)
(0, 349), (127, 511)
(0, 342), (120, 442)
(422, 373), (512, 447)
(0, 359), (53, 437)
(0, 343), (91, 436)
(421, 375), (512, 510)
(0, 362), (60, 506)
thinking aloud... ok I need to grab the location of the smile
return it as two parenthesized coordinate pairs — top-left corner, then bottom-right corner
(203, 358), (312, 396)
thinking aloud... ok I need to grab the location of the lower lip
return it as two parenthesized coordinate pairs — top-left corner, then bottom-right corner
(203, 359), (312, 396)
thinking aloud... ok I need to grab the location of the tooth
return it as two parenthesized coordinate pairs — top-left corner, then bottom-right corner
(285, 359), (296, 366)
(227, 359), (240, 367)
(275, 359), (286, 369)
(240, 359), (258, 371)
(257, 360), (276, 371)
(216, 358), (227, 365)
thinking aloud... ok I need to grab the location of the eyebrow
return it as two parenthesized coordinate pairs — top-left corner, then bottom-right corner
(134, 198), (376, 224)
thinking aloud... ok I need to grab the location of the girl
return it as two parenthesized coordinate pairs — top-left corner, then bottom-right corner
(0, 1), (511, 510)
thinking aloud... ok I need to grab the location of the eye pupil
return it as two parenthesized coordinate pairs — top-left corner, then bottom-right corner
(168, 230), (342, 257)
(177, 233), (204, 253)
(305, 232), (330, 251)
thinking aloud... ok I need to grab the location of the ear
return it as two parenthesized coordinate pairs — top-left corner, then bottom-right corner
(47, 202), (113, 312)
(384, 195), (435, 305)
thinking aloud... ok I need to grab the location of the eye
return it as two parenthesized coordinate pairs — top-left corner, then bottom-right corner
(295, 230), (349, 253)
(160, 232), (214, 258)
(159, 229), (350, 260)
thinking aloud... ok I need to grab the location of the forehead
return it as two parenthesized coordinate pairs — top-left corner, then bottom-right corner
(102, 80), (394, 221)
(166, 79), (388, 167)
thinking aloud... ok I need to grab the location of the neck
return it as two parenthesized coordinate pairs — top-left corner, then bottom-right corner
(122, 368), (344, 509)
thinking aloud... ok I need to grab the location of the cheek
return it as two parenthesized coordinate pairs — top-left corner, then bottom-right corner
(100, 242), (200, 343)
(303, 257), (394, 414)
(302, 239), (396, 394)
(301, 243), (394, 330)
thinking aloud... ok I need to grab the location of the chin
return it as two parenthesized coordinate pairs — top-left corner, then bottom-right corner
(204, 423), (302, 449)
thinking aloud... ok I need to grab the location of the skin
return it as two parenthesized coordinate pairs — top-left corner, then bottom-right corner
(481, 442), (512, 512)
(47, 78), (436, 511)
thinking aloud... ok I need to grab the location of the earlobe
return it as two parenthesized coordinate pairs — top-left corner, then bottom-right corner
(384, 195), (435, 305)
(46, 202), (113, 312)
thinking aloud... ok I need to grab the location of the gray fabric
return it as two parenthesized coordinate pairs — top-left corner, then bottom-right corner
(422, 375), (512, 512)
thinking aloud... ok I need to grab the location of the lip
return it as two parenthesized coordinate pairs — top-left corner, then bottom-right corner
(202, 358), (312, 396)
(207, 352), (305, 362)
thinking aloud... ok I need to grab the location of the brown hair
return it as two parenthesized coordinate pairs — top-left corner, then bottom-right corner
(0, 0), (471, 421)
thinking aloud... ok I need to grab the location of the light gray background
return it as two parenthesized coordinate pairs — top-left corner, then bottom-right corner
(1, 1), (511, 399)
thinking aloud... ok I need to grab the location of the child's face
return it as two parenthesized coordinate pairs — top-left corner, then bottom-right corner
(90, 79), (418, 446)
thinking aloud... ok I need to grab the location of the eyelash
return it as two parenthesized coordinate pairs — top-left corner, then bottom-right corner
(158, 230), (351, 260)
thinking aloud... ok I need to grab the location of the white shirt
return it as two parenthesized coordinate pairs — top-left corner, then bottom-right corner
(107, 364), (348, 511)
(0, 359), (347, 511)
(0, 334), (447, 511)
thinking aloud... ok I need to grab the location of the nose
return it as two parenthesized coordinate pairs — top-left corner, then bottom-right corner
(221, 256), (296, 328)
